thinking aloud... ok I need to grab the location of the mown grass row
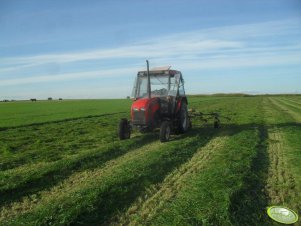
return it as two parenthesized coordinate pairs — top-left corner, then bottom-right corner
(269, 98), (301, 122)
(189, 96), (264, 127)
(1, 112), (139, 214)
(0, 99), (131, 128)
(116, 127), (269, 226)
(115, 135), (230, 225)
(264, 97), (301, 216)
(279, 97), (301, 107)
(0, 133), (158, 206)
(1, 127), (216, 225)
(276, 97), (301, 112)
(113, 97), (270, 225)
(0, 113), (128, 170)
(280, 96), (301, 106)
(1, 96), (266, 226)
(2, 96), (299, 225)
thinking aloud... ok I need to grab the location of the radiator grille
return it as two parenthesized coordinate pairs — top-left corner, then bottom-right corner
(132, 111), (146, 124)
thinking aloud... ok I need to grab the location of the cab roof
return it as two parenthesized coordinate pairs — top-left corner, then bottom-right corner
(137, 66), (181, 76)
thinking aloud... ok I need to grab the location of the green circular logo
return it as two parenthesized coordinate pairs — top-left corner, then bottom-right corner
(267, 206), (298, 224)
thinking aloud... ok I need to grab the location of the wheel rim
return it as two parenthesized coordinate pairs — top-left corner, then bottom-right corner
(165, 125), (170, 140)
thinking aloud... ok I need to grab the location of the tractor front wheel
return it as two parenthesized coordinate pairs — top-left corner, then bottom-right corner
(160, 121), (171, 142)
(119, 119), (131, 140)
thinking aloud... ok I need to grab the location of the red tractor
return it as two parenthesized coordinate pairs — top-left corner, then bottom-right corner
(119, 60), (190, 142)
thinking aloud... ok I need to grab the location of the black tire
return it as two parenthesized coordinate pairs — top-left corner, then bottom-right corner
(178, 102), (189, 133)
(214, 120), (220, 128)
(119, 119), (131, 140)
(160, 121), (171, 142)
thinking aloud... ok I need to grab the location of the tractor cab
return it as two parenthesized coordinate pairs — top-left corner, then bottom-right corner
(131, 66), (186, 116)
(132, 66), (184, 99)
(119, 61), (190, 142)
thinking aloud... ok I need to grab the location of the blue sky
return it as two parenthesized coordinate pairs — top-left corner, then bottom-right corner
(0, 0), (301, 99)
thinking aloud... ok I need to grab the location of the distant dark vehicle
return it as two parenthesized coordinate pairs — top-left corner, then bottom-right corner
(48, 97), (53, 100)
(126, 96), (130, 99)
(30, 98), (37, 102)
(59, 98), (63, 101)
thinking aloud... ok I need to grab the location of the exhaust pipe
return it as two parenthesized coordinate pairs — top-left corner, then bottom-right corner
(146, 60), (151, 99)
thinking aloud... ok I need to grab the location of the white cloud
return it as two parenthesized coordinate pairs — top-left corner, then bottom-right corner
(0, 39), (242, 68)
(0, 67), (138, 86)
(1, 50), (300, 87)
(6, 18), (298, 68)
(154, 51), (301, 70)
(0, 18), (300, 89)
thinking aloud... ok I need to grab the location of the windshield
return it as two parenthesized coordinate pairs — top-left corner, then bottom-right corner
(132, 73), (180, 99)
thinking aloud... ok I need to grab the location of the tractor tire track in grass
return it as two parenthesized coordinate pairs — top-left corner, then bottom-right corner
(276, 98), (301, 112)
(265, 97), (301, 214)
(127, 129), (264, 225)
(228, 126), (271, 226)
(0, 134), (157, 206)
(0, 128), (215, 225)
(281, 97), (301, 107)
(114, 135), (229, 226)
(265, 128), (297, 206)
(269, 98), (301, 122)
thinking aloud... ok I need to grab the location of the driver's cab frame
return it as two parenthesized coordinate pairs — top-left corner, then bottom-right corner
(131, 67), (186, 116)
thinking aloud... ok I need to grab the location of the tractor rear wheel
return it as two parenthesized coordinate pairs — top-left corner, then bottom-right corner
(178, 102), (189, 133)
(160, 121), (171, 142)
(119, 119), (131, 140)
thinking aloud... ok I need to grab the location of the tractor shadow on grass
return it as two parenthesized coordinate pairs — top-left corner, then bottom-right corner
(3, 122), (300, 225)
(0, 133), (158, 206)
(0, 123), (229, 208)
(59, 122), (300, 225)
(227, 125), (271, 226)
(68, 126), (234, 225)
(225, 122), (301, 226)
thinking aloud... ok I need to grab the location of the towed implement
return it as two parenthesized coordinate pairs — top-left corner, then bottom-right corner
(119, 60), (223, 142)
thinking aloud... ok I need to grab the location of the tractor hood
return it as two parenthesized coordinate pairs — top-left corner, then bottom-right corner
(131, 97), (160, 126)
(131, 97), (157, 111)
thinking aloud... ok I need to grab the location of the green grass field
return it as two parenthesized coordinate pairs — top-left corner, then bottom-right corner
(0, 99), (131, 128)
(0, 96), (300, 225)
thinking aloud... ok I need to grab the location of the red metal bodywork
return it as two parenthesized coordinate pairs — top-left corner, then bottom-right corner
(131, 97), (160, 126)
(176, 98), (182, 113)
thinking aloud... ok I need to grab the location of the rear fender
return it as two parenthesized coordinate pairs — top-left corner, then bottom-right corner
(176, 97), (188, 114)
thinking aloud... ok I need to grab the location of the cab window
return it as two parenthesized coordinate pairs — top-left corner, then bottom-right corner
(179, 79), (185, 96)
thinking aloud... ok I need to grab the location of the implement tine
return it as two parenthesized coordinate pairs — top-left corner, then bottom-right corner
(188, 109), (230, 126)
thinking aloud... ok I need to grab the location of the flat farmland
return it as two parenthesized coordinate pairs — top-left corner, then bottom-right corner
(0, 95), (300, 225)
(0, 99), (132, 128)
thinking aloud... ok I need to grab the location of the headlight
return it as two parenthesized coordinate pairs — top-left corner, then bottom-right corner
(133, 108), (139, 111)
(140, 107), (145, 111)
